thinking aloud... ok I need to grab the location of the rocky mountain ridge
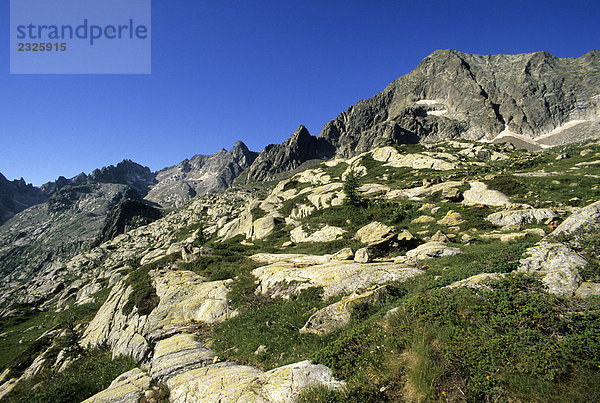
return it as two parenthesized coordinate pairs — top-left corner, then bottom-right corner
(0, 141), (257, 225)
(244, 49), (600, 182)
(0, 173), (46, 225)
(146, 141), (258, 208)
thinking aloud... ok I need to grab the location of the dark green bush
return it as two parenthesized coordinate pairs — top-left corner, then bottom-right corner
(343, 167), (361, 206)
(486, 175), (528, 196)
(122, 266), (159, 316)
(312, 321), (384, 380)
(388, 275), (600, 400)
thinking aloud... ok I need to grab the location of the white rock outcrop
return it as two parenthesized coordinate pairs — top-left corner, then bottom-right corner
(252, 257), (423, 298)
(486, 208), (557, 227)
(290, 225), (345, 243)
(167, 360), (343, 403)
(406, 242), (462, 261)
(518, 242), (585, 297)
(462, 182), (511, 206)
(371, 146), (457, 170)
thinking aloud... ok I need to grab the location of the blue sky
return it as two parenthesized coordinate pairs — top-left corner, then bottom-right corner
(1, 0), (599, 185)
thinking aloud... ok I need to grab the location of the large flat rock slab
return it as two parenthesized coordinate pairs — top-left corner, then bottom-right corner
(150, 333), (215, 382)
(147, 271), (235, 340)
(82, 368), (151, 403)
(167, 360), (343, 403)
(252, 259), (423, 298)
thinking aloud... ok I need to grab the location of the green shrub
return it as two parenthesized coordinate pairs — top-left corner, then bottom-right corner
(343, 167), (361, 206)
(388, 274), (600, 401)
(177, 241), (260, 284)
(122, 266), (159, 316)
(2, 349), (137, 403)
(312, 321), (384, 380)
(486, 175), (528, 196)
(251, 207), (267, 220)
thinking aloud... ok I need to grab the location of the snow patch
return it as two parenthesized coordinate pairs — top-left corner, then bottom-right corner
(492, 126), (551, 149)
(536, 119), (590, 140)
(415, 99), (439, 106)
(427, 109), (447, 116)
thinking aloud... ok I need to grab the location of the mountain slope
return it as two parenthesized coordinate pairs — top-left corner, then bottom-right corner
(0, 183), (140, 299)
(245, 49), (600, 182)
(2, 139), (600, 402)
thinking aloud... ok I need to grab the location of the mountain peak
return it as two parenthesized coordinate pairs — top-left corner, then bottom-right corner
(146, 143), (258, 208)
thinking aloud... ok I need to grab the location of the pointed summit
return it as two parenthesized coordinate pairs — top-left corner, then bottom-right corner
(244, 125), (334, 183)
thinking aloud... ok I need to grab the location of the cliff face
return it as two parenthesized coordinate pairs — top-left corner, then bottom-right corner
(243, 125), (335, 183)
(245, 49), (600, 181)
(0, 183), (140, 288)
(0, 173), (46, 225)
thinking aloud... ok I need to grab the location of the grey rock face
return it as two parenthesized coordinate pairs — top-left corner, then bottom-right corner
(96, 198), (163, 245)
(486, 208), (557, 227)
(146, 141), (257, 208)
(40, 160), (156, 199)
(244, 125), (335, 183)
(150, 334), (216, 382)
(0, 173), (46, 225)
(551, 200), (600, 237)
(518, 242), (585, 297)
(320, 49), (600, 155)
(88, 159), (157, 197)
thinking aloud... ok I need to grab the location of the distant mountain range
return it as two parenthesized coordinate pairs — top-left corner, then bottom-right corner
(0, 142), (258, 225)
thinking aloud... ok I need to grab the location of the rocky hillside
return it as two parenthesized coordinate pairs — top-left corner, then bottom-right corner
(1, 137), (599, 402)
(0, 159), (162, 306)
(0, 183), (157, 316)
(0, 143), (257, 296)
(245, 49), (600, 182)
(145, 141), (258, 208)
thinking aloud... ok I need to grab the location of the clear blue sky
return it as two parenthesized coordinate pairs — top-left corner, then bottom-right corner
(1, 0), (599, 185)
